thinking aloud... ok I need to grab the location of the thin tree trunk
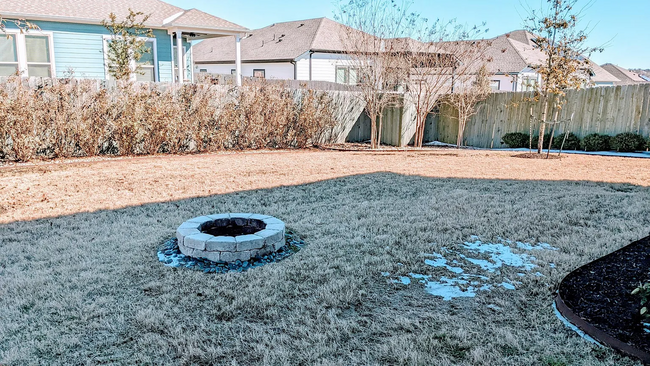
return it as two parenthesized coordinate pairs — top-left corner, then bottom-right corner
(377, 111), (383, 148)
(415, 112), (424, 148)
(546, 109), (559, 159)
(370, 112), (377, 149)
(529, 107), (533, 153)
(558, 113), (574, 157)
(537, 100), (549, 154)
(457, 112), (465, 148)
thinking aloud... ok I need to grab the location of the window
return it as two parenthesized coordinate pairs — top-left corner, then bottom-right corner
(253, 69), (265, 78)
(521, 76), (537, 92)
(489, 80), (500, 91)
(25, 35), (52, 77)
(230, 69), (236, 75)
(0, 31), (54, 77)
(336, 66), (359, 85)
(199, 69), (207, 73)
(135, 41), (155, 82)
(105, 36), (157, 81)
(0, 35), (19, 76)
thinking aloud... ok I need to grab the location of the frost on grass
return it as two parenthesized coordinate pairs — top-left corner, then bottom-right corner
(388, 236), (558, 300)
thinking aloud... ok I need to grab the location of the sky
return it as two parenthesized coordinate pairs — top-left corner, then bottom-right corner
(163, 0), (650, 69)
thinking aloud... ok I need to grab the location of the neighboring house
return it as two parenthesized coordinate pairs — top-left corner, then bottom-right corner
(193, 17), (361, 84)
(601, 63), (648, 85)
(483, 30), (619, 92)
(0, 0), (247, 83)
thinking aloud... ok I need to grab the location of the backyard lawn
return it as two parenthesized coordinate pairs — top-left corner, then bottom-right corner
(1, 149), (650, 365)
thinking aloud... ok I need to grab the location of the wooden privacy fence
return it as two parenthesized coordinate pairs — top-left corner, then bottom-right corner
(435, 84), (650, 148)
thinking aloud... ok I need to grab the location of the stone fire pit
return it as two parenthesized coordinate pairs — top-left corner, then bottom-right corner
(176, 213), (285, 263)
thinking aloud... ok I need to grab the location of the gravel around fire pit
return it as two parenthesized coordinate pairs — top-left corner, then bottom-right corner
(157, 230), (305, 273)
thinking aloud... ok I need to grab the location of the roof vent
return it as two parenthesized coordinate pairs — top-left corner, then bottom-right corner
(298, 23), (304, 28)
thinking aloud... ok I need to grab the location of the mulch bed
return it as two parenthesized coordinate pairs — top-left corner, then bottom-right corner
(512, 152), (562, 159)
(558, 235), (650, 360)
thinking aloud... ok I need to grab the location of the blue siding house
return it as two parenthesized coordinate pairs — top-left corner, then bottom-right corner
(0, 0), (247, 84)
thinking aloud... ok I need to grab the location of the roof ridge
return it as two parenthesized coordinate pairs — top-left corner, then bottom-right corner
(308, 17), (327, 51)
(262, 17), (326, 28)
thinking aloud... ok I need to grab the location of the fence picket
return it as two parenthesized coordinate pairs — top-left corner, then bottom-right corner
(435, 84), (650, 147)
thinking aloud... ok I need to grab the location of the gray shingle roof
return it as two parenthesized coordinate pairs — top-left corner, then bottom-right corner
(194, 18), (357, 63)
(0, 0), (246, 31)
(601, 63), (646, 85)
(485, 30), (618, 83)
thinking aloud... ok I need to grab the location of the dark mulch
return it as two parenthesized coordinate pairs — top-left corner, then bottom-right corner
(559, 235), (650, 353)
(512, 152), (562, 159)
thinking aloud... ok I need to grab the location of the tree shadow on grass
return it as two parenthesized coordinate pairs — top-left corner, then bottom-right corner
(1, 173), (648, 366)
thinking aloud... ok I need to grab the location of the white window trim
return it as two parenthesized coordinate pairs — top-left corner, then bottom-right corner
(102, 35), (158, 82)
(1, 29), (56, 78)
(335, 66), (360, 85)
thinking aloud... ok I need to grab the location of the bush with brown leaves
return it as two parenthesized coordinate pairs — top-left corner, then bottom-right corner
(0, 78), (339, 162)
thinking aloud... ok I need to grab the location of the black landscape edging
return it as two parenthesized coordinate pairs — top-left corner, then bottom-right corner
(556, 235), (650, 365)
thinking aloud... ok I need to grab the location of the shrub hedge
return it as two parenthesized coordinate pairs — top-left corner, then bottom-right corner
(503, 131), (649, 152)
(530, 133), (554, 150)
(581, 133), (611, 152)
(551, 132), (581, 150)
(611, 133), (646, 152)
(501, 132), (530, 148)
(0, 78), (341, 162)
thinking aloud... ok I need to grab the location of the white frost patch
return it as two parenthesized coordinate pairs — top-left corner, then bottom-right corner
(387, 236), (558, 300)
(425, 253), (464, 274)
(424, 277), (478, 300)
(461, 239), (539, 272)
(553, 301), (603, 346)
(399, 277), (411, 285)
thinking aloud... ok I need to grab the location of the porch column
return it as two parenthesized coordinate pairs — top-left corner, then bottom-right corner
(235, 34), (242, 86)
(176, 32), (184, 83)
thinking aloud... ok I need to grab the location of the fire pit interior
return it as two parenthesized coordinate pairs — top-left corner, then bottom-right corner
(176, 213), (285, 263)
(200, 218), (266, 237)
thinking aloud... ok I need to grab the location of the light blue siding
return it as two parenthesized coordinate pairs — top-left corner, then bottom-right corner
(53, 32), (105, 78)
(156, 30), (174, 82)
(6, 20), (179, 81)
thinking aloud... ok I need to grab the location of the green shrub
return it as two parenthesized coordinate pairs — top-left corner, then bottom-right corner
(581, 133), (611, 151)
(647, 136), (650, 150)
(632, 282), (650, 320)
(611, 132), (646, 152)
(530, 133), (553, 150)
(551, 132), (581, 150)
(501, 132), (530, 148)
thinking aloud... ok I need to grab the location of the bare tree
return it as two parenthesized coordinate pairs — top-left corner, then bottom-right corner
(443, 65), (492, 147)
(524, 0), (602, 155)
(405, 21), (491, 147)
(102, 9), (154, 81)
(335, 0), (414, 149)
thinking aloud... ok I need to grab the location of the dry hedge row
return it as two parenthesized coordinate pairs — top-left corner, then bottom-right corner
(0, 77), (338, 162)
